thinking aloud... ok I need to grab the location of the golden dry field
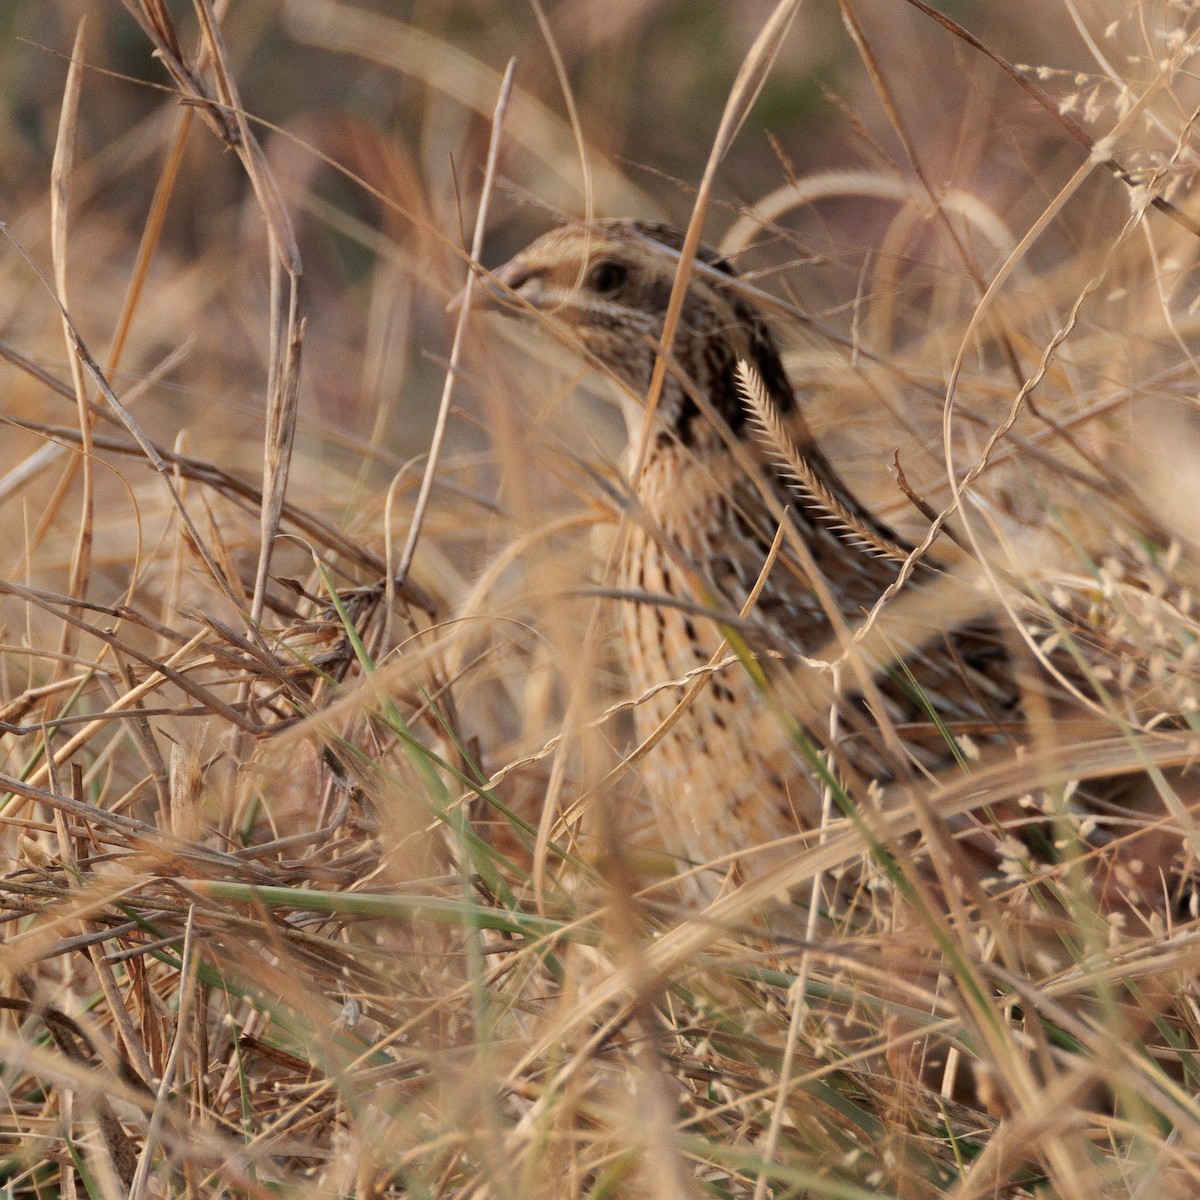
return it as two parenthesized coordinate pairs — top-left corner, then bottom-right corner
(2, 3), (1200, 1197)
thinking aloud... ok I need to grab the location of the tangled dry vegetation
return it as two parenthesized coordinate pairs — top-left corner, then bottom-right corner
(3, 2), (1200, 1198)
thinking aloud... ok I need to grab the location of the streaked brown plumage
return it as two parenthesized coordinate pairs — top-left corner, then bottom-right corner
(485, 219), (1192, 911)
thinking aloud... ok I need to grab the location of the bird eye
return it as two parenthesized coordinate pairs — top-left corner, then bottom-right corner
(585, 260), (628, 296)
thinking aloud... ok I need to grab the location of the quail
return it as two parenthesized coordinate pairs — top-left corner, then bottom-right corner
(483, 218), (1193, 912)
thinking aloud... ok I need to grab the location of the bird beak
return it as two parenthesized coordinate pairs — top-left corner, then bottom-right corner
(446, 259), (533, 317)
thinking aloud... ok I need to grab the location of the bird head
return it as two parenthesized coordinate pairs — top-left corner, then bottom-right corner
(479, 219), (796, 446)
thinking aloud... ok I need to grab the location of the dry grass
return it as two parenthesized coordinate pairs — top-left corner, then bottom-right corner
(3, 2), (1200, 1197)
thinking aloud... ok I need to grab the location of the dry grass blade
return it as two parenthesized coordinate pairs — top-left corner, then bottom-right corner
(629, 0), (804, 488)
(191, 0), (304, 627)
(48, 19), (92, 650)
(395, 58), (515, 587)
